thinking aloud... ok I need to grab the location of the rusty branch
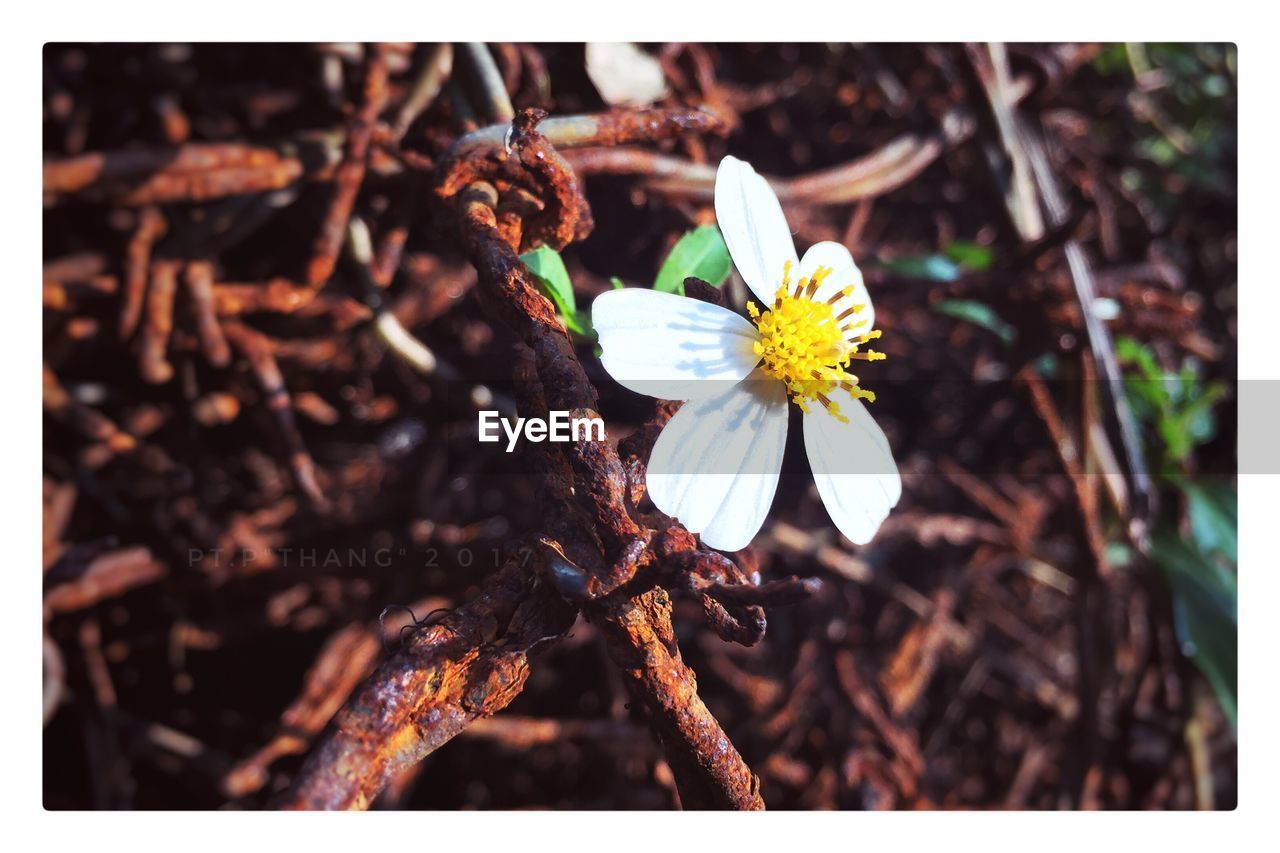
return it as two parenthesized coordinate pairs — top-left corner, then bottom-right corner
(591, 588), (764, 809)
(283, 104), (773, 811)
(449, 130), (766, 807)
(277, 554), (576, 809)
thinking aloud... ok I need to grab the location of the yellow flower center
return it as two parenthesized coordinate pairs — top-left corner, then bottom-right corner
(747, 261), (883, 423)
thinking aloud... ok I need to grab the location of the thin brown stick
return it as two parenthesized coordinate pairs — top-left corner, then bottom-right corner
(44, 144), (307, 207)
(119, 207), (166, 339)
(391, 43), (454, 141)
(222, 321), (329, 511)
(138, 259), (180, 384)
(222, 622), (384, 798)
(458, 43), (515, 123)
(44, 546), (168, 615)
(562, 77), (1032, 206)
(184, 261), (231, 367)
(306, 47), (391, 287)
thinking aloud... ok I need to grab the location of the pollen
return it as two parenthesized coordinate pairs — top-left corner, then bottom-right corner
(747, 262), (883, 422)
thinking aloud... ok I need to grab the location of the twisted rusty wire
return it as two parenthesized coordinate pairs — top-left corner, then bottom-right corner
(274, 104), (830, 810)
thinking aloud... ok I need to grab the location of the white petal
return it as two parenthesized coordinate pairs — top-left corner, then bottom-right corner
(799, 241), (875, 331)
(647, 371), (789, 550)
(803, 391), (900, 545)
(593, 288), (761, 401)
(714, 156), (799, 306)
(585, 42), (669, 107)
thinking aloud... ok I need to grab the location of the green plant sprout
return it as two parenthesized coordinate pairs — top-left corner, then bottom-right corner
(1114, 334), (1235, 729)
(519, 224), (734, 338)
(520, 246), (591, 337)
(878, 241), (1015, 344)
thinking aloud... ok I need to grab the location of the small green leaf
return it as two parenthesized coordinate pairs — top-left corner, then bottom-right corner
(883, 254), (963, 282)
(1116, 336), (1228, 468)
(653, 225), (731, 295)
(932, 299), (1016, 344)
(881, 243), (989, 283)
(1178, 479), (1238, 565)
(520, 247), (586, 336)
(1174, 382), (1227, 448)
(609, 277), (626, 290)
(1149, 527), (1237, 728)
(1116, 336), (1161, 379)
(521, 247), (574, 311)
(943, 241), (995, 272)
(569, 310), (594, 339)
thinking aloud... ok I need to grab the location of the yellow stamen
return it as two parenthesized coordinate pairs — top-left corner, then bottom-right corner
(827, 285), (856, 305)
(749, 263), (884, 422)
(835, 303), (864, 322)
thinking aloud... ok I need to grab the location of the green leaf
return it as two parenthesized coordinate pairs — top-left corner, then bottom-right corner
(1116, 336), (1163, 381)
(564, 315), (589, 337)
(570, 310), (595, 339)
(1116, 336), (1228, 468)
(883, 254), (963, 282)
(609, 277), (626, 290)
(520, 247), (587, 336)
(932, 299), (1016, 344)
(1177, 479), (1238, 565)
(653, 226), (731, 295)
(880, 244), (991, 283)
(1175, 381), (1227, 445)
(521, 247), (574, 311)
(943, 241), (995, 272)
(1149, 527), (1237, 728)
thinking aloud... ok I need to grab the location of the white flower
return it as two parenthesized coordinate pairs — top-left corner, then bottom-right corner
(592, 155), (901, 551)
